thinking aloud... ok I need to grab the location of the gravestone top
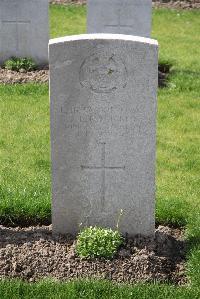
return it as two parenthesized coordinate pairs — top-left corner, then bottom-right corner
(49, 33), (157, 46)
(87, 0), (152, 38)
(49, 34), (158, 237)
(0, 0), (49, 65)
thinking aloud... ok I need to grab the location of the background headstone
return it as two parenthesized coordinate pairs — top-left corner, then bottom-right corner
(49, 34), (158, 236)
(0, 0), (49, 65)
(87, 0), (152, 37)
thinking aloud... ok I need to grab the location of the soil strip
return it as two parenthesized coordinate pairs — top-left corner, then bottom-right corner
(0, 225), (187, 285)
(50, 0), (200, 10)
(0, 65), (169, 87)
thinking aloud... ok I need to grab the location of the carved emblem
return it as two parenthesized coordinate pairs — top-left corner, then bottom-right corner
(79, 48), (127, 93)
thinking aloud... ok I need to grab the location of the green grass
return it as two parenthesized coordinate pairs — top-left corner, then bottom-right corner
(0, 4), (200, 296)
(0, 279), (200, 299)
(152, 9), (200, 71)
(0, 84), (50, 225)
(50, 4), (86, 38)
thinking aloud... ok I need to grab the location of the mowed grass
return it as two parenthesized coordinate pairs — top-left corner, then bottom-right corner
(0, 279), (200, 299)
(0, 4), (200, 294)
(50, 4), (86, 37)
(0, 84), (50, 224)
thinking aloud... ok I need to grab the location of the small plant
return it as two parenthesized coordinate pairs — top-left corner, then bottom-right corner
(4, 57), (36, 72)
(76, 226), (123, 259)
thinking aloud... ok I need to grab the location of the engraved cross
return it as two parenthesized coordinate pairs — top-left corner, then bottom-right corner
(81, 143), (125, 211)
(2, 17), (30, 53)
(105, 7), (133, 33)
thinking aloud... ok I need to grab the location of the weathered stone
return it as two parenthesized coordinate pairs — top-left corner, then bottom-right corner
(49, 34), (158, 236)
(87, 0), (152, 37)
(0, 0), (49, 65)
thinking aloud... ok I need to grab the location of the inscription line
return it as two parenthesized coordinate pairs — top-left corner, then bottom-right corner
(2, 21), (31, 24)
(105, 25), (133, 29)
(81, 166), (125, 170)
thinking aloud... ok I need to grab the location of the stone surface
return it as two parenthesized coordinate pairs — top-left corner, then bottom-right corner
(0, 0), (49, 65)
(87, 0), (152, 37)
(49, 34), (158, 236)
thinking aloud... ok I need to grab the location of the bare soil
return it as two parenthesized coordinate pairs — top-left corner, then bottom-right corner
(0, 66), (169, 87)
(50, 0), (200, 9)
(0, 225), (187, 284)
(0, 67), (48, 85)
(153, 0), (200, 9)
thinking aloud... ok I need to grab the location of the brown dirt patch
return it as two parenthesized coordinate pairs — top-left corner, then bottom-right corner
(153, 0), (200, 9)
(0, 67), (48, 84)
(0, 225), (187, 284)
(0, 65), (169, 87)
(49, 0), (200, 9)
(50, 0), (86, 4)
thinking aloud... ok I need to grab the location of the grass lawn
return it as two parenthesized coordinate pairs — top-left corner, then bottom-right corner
(0, 279), (200, 299)
(0, 4), (200, 298)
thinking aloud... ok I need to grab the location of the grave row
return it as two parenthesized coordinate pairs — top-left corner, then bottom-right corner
(0, 0), (152, 65)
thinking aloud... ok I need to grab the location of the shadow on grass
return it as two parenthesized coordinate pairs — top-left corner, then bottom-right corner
(0, 215), (51, 228)
(158, 61), (173, 88)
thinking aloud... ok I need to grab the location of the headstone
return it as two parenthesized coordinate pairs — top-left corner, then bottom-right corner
(0, 0), (49, 65)
(87, 0), (152, 38)
(49, 34), (158, 236)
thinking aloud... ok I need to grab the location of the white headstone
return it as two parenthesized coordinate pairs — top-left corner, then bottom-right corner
(87, 0), (152, 38)
(49, 34), (158, 236)
(0, 0), (49, 65)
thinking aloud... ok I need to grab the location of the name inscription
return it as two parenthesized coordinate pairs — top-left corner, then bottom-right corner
(60, 103), (135, 137)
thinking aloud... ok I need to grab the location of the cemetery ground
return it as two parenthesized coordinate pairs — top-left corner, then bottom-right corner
(0, 4), (200, 298)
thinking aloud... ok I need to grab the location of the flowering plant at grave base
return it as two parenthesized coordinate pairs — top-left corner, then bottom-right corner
(4, 57), (36, 72)
(76, 226), (123, 259)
